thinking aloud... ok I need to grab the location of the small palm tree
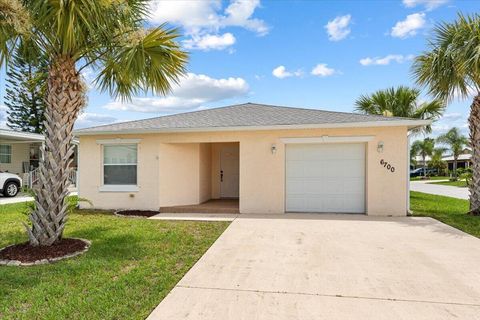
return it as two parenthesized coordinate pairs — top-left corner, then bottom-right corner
(413, 13), (480, 215)
(0, 0), (188, 246)
(429, 147), (448, 176)
(411, 138), (435, 178)
(437, 128), (469, 181)
(355, 86), (445, 134)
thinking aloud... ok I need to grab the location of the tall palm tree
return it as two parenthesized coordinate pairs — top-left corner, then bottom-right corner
(411, 138), (435, 178)
(412, 13), (480, 215)
(355, 86), (445, 134)
(0, 0), (188, 246)
(437, 128), (469, 180)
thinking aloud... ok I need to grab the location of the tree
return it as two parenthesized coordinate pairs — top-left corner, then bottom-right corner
(355, 86), (445, 134)
(411, 138), (435, 178)
(4, 45), (46, 133)
(437, 128), (469, 181)
(0, 0), (188, 246)
(428, 147), (448, 176)
(413, 13), (480, 215)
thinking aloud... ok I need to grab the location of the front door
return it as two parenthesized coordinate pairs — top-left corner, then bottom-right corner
(220, 145), (239, 198)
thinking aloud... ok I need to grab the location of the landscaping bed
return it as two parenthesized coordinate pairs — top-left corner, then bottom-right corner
(115, 209), (159, 218)
(0, 238), (90, 266)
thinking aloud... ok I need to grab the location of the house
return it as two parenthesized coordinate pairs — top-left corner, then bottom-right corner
(0, 128), (78, 187)
(74, 103), (429, 216)
(443, 149), (472, 171)
(0, 129), (44, 175)
(412, 148), (471, 171)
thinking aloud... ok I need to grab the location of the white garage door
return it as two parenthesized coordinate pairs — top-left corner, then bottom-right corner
(286, 143), (365, 213)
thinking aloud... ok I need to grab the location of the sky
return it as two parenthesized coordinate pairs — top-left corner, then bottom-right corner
(0, 0), (479, 138)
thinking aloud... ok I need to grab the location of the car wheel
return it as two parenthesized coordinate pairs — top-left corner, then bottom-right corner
(4, 182), (19, 197)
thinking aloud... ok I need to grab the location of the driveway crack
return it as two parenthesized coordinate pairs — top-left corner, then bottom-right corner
(176, 284), (480, 308)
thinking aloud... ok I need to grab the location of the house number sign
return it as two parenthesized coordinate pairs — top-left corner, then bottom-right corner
(380, 159), (395, 173)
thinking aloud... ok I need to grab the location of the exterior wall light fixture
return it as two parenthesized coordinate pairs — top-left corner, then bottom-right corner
(271, 144), (277, 154)
(377, 141), (384, 153)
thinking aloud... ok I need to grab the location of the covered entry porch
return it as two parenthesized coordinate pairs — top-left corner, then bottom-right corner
(158, 141), (239, 214)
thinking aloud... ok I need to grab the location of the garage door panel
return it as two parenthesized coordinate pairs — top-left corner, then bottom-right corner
(343, 177), (365, 193)
(286, 179), (305, 194)
(286, 143), (365, 213)
(286, 161), (305, 178)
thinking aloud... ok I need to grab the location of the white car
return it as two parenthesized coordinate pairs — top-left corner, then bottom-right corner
(0, 172), (22, 197)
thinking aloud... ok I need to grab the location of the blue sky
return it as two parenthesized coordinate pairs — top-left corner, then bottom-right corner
(0, 0), (478, 136)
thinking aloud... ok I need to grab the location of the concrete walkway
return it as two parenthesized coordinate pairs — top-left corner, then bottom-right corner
(410, 180), (469, 200)
(148, 214), (480, 320)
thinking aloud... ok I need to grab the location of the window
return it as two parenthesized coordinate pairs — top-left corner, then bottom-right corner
(103, 144), (137, 185)
(0, 144), (12, 164)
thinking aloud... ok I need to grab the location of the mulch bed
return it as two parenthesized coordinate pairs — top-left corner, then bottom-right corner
(115, 210), (159, 218)
(0, 238), (88, 263)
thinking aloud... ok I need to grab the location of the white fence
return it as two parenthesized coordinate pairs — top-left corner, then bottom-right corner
(24, 168), (77, 189)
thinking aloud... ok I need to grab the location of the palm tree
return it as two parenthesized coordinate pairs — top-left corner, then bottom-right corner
(0, 0), (188, 246)
(437, 128), (469, 181)
(355, 86), (445, 134)
(411, 138), (435, 178)
(429, 147), (448, 176)
(412, 13), (480, 215)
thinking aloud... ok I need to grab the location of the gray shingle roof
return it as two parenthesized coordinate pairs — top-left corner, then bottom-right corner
(75, 102), (425, 134)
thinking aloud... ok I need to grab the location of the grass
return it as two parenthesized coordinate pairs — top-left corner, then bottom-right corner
(410, 176), (448, 181)
(410, 191), (480, 238)
(0, 202), (229, 320)
(428, 179), (468, 188)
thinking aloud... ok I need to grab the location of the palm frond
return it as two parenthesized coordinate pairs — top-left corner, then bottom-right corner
(95, 26), (188, 100)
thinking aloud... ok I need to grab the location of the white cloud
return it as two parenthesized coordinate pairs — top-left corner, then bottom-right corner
(80, 67), (97, 89)
(311, 64), (336, 77)
(272, 66), (303, 79)
(431, 112), (468, 136)
(325, 15), (352, 41)
(75, 113), (119, 129)
(148, 0), (268, 50)
(391, 13), (426, 38)
(359, 54), (414, 66)
(183, 32), (236, 51)
(222, 0), (269, 35)
(402, 0), (448, 10)
(103, 73), (249, 113)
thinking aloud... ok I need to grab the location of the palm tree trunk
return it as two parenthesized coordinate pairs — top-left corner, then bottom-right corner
(24, 56), (85, 246)
(422, 155), (426, 178)
(469, 94), (480, 215)
(453, 157), (458, 180)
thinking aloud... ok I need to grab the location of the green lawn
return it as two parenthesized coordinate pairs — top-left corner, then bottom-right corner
(410, 176), (448, 181)
(428, 179), (468, 188)
(0, 202), (229, 320)
(410, 191), (479, 238)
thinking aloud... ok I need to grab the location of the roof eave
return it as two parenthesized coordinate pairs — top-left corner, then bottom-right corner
(74, 119), (432, 136)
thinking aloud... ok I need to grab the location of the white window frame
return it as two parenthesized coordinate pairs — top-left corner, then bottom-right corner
(0, 144), (12, 164)
(97, 139), (141, 192)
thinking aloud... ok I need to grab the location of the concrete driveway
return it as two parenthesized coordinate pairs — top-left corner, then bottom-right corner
(410, 180), (469, 200)
(148, 214), (480, 320)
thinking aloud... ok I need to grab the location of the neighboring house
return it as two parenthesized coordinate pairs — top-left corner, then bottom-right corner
(0, 128), (78, 187)
(443, 153), (471, 171)
(0, 129), (44, 184)
(74, 103), (429, 216)
(413, 148), (471, 171)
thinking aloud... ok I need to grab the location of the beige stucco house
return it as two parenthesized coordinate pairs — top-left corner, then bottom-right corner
(74, 103), (429, 216)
